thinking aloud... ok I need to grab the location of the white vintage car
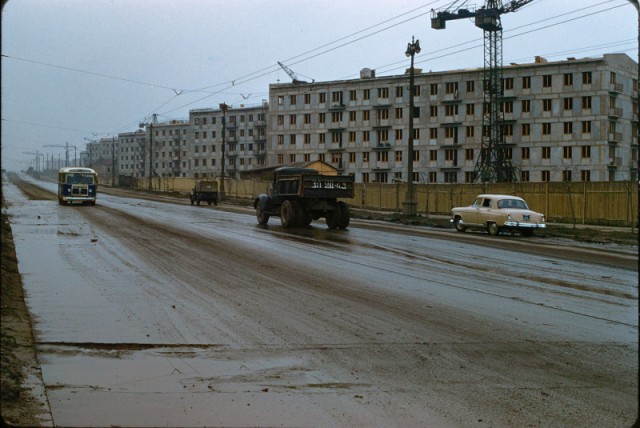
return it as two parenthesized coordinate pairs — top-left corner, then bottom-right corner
(451, 194), (546, 236)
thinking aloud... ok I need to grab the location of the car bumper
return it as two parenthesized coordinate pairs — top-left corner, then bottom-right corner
(504, 221), (546, 229)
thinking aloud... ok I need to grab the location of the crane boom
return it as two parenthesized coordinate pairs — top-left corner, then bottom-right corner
(277, 61), (308, 84)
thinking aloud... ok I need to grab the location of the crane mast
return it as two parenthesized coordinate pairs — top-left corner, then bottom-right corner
(432, 0), (533, 183)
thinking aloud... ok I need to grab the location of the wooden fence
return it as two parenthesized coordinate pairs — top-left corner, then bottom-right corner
(126, 176), (637, 227)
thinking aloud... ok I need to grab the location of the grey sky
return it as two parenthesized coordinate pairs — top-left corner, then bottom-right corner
(1, 0), (637, 170)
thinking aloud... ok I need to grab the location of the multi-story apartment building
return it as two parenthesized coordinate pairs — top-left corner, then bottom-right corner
(142, 119), (190, 178)
(269, 53), (638, 183)
(118, 129), (146, 178)
(189, 103), (269, 179)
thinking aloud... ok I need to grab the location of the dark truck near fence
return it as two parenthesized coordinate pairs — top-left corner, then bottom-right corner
(189, 180), (219, 206)
(254, 167), (354, 229)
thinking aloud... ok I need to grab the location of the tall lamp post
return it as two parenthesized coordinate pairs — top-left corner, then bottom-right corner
(403, 36), (421, 216)
(219, 102), (229, 199)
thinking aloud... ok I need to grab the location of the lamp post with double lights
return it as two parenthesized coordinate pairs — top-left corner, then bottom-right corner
(403, 36), (421, 216)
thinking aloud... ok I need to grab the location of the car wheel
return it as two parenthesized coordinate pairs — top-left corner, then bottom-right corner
(280, 200), (297, 228)
(256, 205), (270, 225)
(487, 222), (500, 236)
(453, 216), (466, 232)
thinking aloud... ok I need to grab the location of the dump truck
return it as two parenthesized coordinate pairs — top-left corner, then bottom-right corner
(189, 180), (219, 206)
(253, 167), (354, 229)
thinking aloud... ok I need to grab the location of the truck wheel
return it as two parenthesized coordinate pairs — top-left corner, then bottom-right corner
(292, 201), (311, 227)
(337, 202), (350, 229)
(280, 200), (297, 228)
(207, 201), (212, 206)
(190, 196), (194, 205)
(326, 209), (339, 229)
(256, 205), (270, 225)
(197, 200), (201, 206)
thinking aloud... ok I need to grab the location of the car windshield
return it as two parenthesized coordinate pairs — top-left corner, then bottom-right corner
(497, 199), (528, 210)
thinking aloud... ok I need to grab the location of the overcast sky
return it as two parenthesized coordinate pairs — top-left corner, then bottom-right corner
(1, 0), (637, 171)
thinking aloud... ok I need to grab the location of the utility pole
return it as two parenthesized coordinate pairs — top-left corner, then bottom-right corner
(403, 36), (421, 216)
(112, 136), (116, 187)
(219, 103), (229, 199)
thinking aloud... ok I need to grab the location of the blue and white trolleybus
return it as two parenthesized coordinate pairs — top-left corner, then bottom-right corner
(57, 167), (98, 205)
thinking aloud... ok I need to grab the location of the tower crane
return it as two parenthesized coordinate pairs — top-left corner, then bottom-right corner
(431, 0), (533, 183)
(277, 61), (314, 84)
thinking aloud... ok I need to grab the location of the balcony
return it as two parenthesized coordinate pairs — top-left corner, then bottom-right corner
(608, 132), (622, 143)
(609, 83), (623, 93)
(608, 107), (623, 118)
(373, 143), (391, 151)
(328, 103), (346, 111)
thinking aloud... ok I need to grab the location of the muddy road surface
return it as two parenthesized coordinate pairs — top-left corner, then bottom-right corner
(3, 174), (637, 427)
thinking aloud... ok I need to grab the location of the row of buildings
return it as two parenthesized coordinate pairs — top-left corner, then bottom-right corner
(81, 53), (638, 184)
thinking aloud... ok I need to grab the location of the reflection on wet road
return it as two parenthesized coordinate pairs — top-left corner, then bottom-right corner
(4, 176), (638, 427)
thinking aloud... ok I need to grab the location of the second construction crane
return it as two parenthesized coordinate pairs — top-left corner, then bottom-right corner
(432, 0), (533, 183)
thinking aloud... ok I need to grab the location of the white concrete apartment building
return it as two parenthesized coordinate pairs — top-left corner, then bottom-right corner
(268, 53), (638, 183)
(143, 120), (190, 178)
(189, 104), (269, 179)
(117, 129), (146, 178)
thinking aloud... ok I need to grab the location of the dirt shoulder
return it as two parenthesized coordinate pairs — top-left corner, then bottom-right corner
(1, 179), (53, 426)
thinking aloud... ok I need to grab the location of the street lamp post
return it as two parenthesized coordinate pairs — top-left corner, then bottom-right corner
(403, 36), (421, 216)
(219, 102), (229, 199)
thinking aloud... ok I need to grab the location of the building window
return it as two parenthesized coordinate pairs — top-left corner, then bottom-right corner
(331, 91), (343, 104)
(378, 87), (389, 98)
(445, 105), (458, 116)
(522, 99), (531, 113)
(466, 103), (475, 115)
(582, 71), (592, 85)
(430, 106), (438, 117)
(396, 86), (403, 97)
(466, 80), (475, 92)
(502, 101), (513, 113)
(395, 129), (403, 141)
(521, 147), (530, 160)
(304, 93), (311, 104)
(581, 145), (591, 158)
(290, 115), (297, 125)
(563, 170), (572, 182)
(503, 124), (513, 136)
(363, 89), (370, 100)
(581, 170), (591, 182)
(543, 99), (552, 111)
(542, 123), (551, 135)
(503, 77), (514, 90)
(465, 149), (474, 160)
(290, 135), (296, 145)
(563, 122), (573, 134)
(563, 97), (573, 110)
(466, 126), (474, 138)
(363, 110), (370, 121)
(304, 134), (311, 144)
(522, 123), (531, 136)
(377, 109), (389, 120)
(522, 76), (531, 89)
(444, 171), (457, 183)
(319, 133), (326, 144)
(377, 151), (388, 162)
(319, 93), (326, 103)
(563, 73), (573, 86)
(429, 150), (437, 161)
(541, 170), (550, 181)
(542, 147), (551, 159)
(362, 152), (369, 163)
(563, 146), (572, 159)
(349, 152), (356, 163)
(348, 111), (356, 122)
(430, 128), (438, 139)
(395, 108), (403, 119)
(349, 90), (357, 101)
(290, 95), (296, 105)
(319, 113), (326, 123)
(445, 82), (458, 94)
(543, 75), (552, 87)
(582, 96), (592, 110)
(520, 170), (530, 182)
(349, 131), (356, 143)
(430, 83), (438, 95)
(362, 131), (370, 142)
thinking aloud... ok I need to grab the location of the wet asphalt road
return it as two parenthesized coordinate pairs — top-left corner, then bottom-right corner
(3, 176), (638, 427)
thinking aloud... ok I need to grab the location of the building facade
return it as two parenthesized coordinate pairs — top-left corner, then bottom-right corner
(189, 103), (269, 179)
(118, 129), (146, 178)
(268, 53), (638, 183)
